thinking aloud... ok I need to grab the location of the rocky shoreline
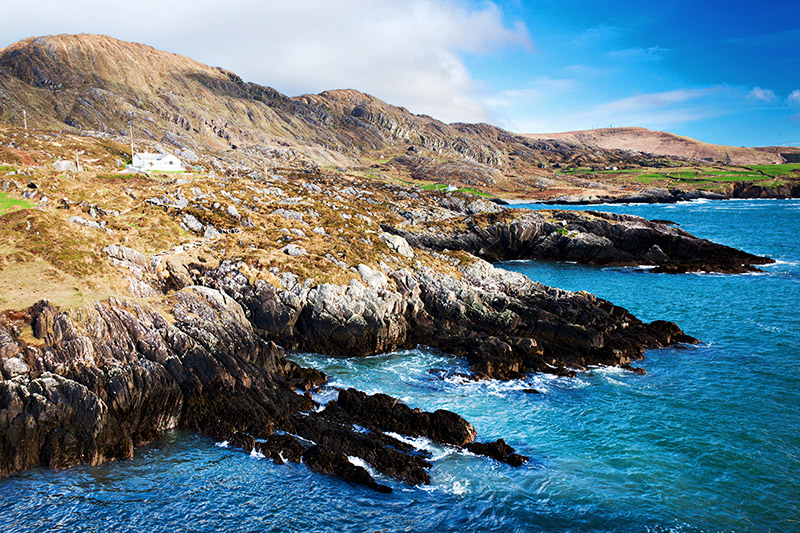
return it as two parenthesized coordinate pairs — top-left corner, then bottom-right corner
(523, 182), (800, 205)
(0, 169), (775, 491)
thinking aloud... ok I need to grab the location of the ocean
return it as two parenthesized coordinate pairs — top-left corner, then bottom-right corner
(1, 199), (798, 532)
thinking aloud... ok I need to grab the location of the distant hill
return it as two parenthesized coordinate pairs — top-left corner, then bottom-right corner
(522, 127), (797, 166)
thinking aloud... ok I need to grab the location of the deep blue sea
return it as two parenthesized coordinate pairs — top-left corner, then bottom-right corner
(1, 199), (798, 532)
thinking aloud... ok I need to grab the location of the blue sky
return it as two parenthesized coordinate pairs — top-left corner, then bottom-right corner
(3, 0), (799, 146)
(467, 0), (800, 146)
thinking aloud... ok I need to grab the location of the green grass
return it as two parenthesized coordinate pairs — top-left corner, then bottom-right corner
(747, 164), (800, 177)
(0, 193), (34, 216)
(0, 165), (16, 173)
(633, 174), (669, 184)
(556, 167), (591, 175)
(596, 168), (642, 174)
(460, 187), (493, 198)
(421, 183), (449, 191)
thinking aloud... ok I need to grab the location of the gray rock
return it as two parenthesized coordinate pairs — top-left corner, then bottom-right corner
(380, 232), (415, 258)
(53, 160), (80, 172)
(182, 213), (204, 233)
(204, 225), (221, 239)
(103, 244), (148, 270)
(272, 208), (305, 222)
(226, 205), (240, 218)
(281, 244), (308, 256)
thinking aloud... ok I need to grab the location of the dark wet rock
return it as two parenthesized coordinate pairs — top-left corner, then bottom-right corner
(255, 433), (306, 464)
(467, 438), (528, 467)
(621, 364), (647, 375)
(523, 389), (542, 394)
(0, 290), (311, 477)
(3, 292), (531, 490)
(289, 412), (432, 485)
(303, 444), (391, 493)
(323, 388), (477, 447)
(382, 207), (772, 274)
(228, 431), (256, 452)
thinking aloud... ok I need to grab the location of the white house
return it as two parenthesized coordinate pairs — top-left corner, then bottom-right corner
(131, 153), (185, 172)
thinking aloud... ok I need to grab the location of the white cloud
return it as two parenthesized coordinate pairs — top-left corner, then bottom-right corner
(0, 0), (531, 124)
(605, 46), (668, 62)
(511, 87), (728, 133)
(747, 86), (778, 103)
(788, 90), (800, 107)
(484, 77), (577, 108)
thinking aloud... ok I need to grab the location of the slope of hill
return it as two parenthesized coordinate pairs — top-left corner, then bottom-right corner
(0, 34), (673, 192)
(1, 34), (797, 200)
(522, 127), (797, 166)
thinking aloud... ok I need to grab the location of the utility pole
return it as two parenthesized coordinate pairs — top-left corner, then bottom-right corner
(129, 122), (134, 161)
(23, 110), (27, 131)
(75, 150), (80, 173)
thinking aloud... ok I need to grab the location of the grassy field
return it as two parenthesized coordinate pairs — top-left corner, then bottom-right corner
(748, 164), (800, 177)
(561, 163), (797, 192)
(0, 193), (34, 215)
(419, 183), (493, 197)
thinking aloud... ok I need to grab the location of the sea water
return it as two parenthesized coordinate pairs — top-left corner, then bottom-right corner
(1, 199), (798, 532)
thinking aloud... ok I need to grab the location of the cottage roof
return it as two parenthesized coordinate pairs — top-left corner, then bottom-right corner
(135, 153), (176, 161)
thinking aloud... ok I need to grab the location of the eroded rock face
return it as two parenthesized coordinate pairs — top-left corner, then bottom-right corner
(383, 208), (773, 274)
(193, 250), (695, 382)
(0, 291), (526, 489)
(0, 289), (311, 477)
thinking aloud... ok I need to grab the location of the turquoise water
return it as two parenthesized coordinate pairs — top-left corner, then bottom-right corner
(1, 199), (798, 532)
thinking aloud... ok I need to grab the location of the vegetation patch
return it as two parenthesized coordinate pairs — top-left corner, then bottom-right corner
(0, 193), (34, 215)
(747, 164), (800, 177)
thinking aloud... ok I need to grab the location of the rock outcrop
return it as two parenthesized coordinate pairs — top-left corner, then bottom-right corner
(189, 252), (696, 381)
(0, 289), (525, 489)
(383, 209), (773, 274)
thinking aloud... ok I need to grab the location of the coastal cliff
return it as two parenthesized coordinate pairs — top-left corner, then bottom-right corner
(0, 162), (773, 487)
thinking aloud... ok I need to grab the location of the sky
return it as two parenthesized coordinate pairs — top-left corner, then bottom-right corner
(2, 0), (799, 146)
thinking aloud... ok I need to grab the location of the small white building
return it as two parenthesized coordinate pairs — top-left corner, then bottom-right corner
(131, 153), (185, 172)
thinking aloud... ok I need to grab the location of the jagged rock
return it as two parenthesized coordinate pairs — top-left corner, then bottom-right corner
(323, 388), (477, 447)
(380, 232), (414, 258)
(382, 208), (772, 274)
(181, 213), (204, 233)
(302, 445), (391, 493)
(467, 438), (528, 467)
(255, 434), (306, 464)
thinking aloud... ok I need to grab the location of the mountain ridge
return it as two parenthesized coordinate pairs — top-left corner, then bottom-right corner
(1, 33), (797, 198)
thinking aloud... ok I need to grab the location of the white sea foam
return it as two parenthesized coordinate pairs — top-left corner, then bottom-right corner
(215, 440), (229, 448)
(250, 448), (266, 459)
(346, 455), (380, 479)
(384, 432), (455, 461)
